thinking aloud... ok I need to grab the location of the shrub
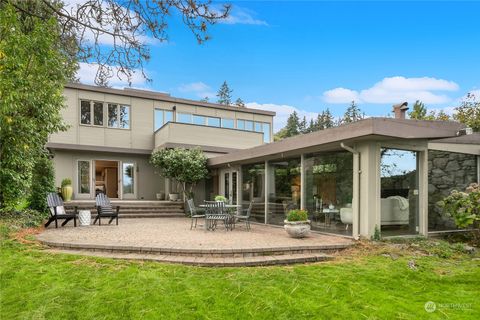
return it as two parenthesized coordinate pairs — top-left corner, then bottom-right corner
(439, 183), (480, 228)
(29, 156), (55, 213)
(61, 178), (72, 187)
(286, 209), (308, 222)
(214, 195), (228, 203)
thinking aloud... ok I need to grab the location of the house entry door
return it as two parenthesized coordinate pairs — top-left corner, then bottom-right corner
(220, 168), (239, 204)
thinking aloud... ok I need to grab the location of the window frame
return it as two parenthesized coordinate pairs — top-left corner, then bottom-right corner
(221, 118), (234, 129)
(79, 99), (130, 130)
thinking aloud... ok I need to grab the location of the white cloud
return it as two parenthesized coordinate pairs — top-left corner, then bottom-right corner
(246, 102), (317, 133)
(323, 76), (459, 104)
(177, 82), (215, 99)
(76, 62), (148, 88)
(220, 6), (268, 26)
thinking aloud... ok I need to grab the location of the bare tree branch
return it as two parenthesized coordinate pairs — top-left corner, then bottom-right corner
(2, 0), (230, 86)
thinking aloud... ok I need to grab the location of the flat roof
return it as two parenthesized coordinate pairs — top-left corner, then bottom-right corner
(430, 132), (480, 145)
(65, 83), (276, 117)
(208, 118), (466, 167)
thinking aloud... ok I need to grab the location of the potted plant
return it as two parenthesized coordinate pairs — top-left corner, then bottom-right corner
(61, 178), (73, 201)
(284, 209), (311, 238)
(214, 195), (228, 203)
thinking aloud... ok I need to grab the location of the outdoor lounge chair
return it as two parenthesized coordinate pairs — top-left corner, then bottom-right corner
(233, 201), (253, 231)
(45, 192), (77, 228)
(187, 198), (205, 229)
(93, 193), (119, 225)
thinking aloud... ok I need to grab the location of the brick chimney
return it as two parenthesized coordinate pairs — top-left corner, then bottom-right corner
(392, 102), (409, 119)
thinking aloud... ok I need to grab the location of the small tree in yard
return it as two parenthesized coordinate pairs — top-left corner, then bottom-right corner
(150, 148), (208, 199)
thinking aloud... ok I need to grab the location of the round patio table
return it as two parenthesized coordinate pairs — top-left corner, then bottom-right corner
(199, 204), (241, 230)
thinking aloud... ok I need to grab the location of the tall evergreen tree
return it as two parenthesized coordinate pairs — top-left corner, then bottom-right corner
(216, 81), (233, 105)
(342, 101), (364, 124)
(299, 116), (308, 134)
(274, 111), (301, 140)
(409, 100), (427, 119)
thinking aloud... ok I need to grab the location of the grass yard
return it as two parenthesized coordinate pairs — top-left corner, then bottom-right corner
(1, 225), (479, 319)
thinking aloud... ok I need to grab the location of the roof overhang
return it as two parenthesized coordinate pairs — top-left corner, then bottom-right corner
(208, 118), (466, 167)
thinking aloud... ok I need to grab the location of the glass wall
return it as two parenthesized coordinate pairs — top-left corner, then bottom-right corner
(241, 163), (265, 223)
(77, 160), (90, 195)
(428, 150), (478, 232)
(122, 163), (134, 195)
(380, 148), (419, 236)
(305, 152), (353, 236)
(266, 158), (301, 225)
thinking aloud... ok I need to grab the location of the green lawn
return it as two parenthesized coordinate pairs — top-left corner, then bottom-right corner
(1, 230), (479, 319)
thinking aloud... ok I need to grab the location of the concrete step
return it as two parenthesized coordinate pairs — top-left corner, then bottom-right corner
(48, 249), (334, 267)
(120, 213), (185, 218)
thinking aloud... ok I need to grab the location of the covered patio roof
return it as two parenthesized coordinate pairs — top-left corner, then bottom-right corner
(208, 118), (465, 167)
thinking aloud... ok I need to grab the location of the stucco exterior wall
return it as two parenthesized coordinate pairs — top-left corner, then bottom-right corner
(51, 149), (164, 200)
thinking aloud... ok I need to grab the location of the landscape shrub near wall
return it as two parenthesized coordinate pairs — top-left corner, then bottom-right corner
(428, 150), (478, 231)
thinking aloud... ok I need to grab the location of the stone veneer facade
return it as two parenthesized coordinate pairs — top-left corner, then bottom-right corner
(428, 150), (478, 231)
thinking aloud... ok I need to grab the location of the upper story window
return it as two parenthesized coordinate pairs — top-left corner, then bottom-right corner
(177, 113), (192, 124)
(207, 117), (220, 127)
(154, 108), (173, 130)
(193, 115), (206, 125)
(221, 118), (234, 129)
(236, 118), (271, 143)
(108, 104), (130, 129)
(80, 100), (129, 129)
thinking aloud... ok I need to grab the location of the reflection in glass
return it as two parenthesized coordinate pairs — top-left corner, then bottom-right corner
(254, 122), (263, 132)
(222, 118), (234, 129)
(119, 105), (130, 129)
(305, 152), (353, 236)
(224, 172), (229, 200)
(262, 123), (271, 143)
(242, 163), (265, 223)
(207, 117), (220, 127)
(154, 109), (164, 131)
(80, 100), (91, 125)
(245, 120), (253, 131)
(78, 161), (90, 194)
(267, 158), (301, 225)
(193, 115), (206, 125)
(237, 119), (245, 130)
(232, 172), (237, 204)
(165, 111), (173, 123)
(108, 104), (118, 127)
(93, 102), (103, 125)
(380, 148), (418, 236)
(177, 113), (192, 124)
(123, 163), (134, 194)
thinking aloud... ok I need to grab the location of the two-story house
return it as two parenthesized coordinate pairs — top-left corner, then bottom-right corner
(48, 83), (275, 202)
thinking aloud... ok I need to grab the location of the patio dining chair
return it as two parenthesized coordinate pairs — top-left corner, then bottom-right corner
(187, 198), (205, 229)
(45, 192), (77, 228)
(93, 193), (119, 225)
(233, 201), (253, 231)
(204, 201), (230, 231)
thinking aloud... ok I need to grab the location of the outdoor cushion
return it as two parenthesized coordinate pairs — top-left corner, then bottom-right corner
(50, 206), (66, 216)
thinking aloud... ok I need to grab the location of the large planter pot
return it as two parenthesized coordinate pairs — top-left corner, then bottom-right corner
(284, 220), (311, 238)
(156, 193), (165, 200)
(61, 185), (73, 201)
(168, 193), (179, 201)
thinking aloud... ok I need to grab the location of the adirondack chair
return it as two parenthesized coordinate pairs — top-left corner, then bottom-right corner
(93, 193), (119, 225)
(45, 193), (77, 228)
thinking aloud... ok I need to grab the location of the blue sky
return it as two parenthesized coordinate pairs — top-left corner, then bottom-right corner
(77, 1), (480, 132)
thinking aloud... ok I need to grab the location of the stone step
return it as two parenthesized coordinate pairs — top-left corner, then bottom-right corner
(48, 249), (334, 267)
(120, 213), (185, 218)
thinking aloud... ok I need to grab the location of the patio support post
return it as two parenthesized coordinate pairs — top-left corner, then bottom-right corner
(340, 143), (360, 239)
(418, 150), (429, 236)
(300, 154), (305, 210)
(264, 160), (269, 224)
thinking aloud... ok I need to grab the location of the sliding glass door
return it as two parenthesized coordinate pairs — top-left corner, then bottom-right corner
(380, 148), (419, 236)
